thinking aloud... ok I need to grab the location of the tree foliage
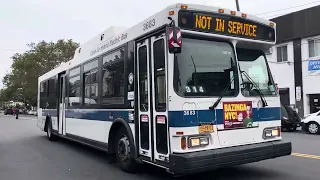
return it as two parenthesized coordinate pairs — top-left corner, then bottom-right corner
(0, 39), (79, 106)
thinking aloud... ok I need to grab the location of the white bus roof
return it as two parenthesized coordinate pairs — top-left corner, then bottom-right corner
(39, 3), (276, 82)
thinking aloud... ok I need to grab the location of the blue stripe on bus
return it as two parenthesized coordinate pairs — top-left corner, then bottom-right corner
(42, 107), (280, 127)
(168, 107), (281, 127)
(42, 109), (130, 123)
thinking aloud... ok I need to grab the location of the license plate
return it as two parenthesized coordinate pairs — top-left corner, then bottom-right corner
(198, 124), (214, 134)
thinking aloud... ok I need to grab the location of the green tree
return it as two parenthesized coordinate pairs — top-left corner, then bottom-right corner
(1, 39), (79, 106)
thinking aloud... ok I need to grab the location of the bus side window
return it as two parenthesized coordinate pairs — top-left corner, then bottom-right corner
(40, 81), (47, 109)
(153, 39), (166, 112)
(139, 46), (148, 112)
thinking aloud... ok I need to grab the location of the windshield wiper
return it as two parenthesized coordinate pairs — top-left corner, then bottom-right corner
(209, 57), (235, 110)
(189, 55), (197, 85)
(209, 74), (235, 110)
(240, 70), (268, 107)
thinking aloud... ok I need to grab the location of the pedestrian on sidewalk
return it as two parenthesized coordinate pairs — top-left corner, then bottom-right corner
(13, 107), (19, 119)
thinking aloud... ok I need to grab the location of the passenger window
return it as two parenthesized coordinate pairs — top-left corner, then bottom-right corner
(69, 67), (80, 77)
(153, 39), (166, 112)
(84, 59), (98, 72)
(69, 75), (81, 107)
(40, 81), (47, 109)
(47, 79), (57, 109)
(83, 69), (98, 105)
(102, 48), (125, 105)
(139, 46), (148, 112)
(68, 66), (81, 107)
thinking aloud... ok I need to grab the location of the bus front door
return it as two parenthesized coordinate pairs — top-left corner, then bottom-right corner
(58, 73), (66, 136)
(137, 32), (169, 165)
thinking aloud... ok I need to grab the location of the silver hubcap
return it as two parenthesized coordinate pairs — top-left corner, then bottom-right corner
(117, 136), (130, 162)
(309, 123), (318, 134)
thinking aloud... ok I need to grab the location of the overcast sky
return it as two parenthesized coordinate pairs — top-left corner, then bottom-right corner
(1, 0), (319, 88)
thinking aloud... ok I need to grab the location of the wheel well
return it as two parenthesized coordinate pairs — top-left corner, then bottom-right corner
(108, 120), (135, 155)
(108, 122), (123, 154)
(307, 121), (320, 126)
(44, 116), (50, 132)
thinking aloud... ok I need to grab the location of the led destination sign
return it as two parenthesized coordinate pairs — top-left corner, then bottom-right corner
(178, 10), (275, 42)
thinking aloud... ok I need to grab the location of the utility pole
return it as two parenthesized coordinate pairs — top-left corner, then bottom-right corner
(235, 0), (240, 11)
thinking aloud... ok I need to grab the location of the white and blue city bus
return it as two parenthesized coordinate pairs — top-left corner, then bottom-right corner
(37, 3), (292, 175)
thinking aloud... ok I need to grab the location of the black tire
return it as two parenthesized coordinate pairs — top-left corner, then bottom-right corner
(46, 120), (58, 141)
(115, 126), (139, 173)
(307, 122), (320, 134)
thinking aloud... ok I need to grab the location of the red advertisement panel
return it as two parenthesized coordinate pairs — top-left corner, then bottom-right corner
(223, 101), (253, 129)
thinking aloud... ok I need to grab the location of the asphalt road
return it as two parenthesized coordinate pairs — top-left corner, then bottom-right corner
(0, 114), (320, 180)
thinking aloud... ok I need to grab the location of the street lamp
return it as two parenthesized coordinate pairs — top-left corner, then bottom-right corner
(235, 0), (240, 11)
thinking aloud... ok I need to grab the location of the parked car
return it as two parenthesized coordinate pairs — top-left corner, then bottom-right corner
(4, 108), (14, 115)
(281, 105), (301, 132)
(28, 110), (37, 116)
(301, 110), (320, 134)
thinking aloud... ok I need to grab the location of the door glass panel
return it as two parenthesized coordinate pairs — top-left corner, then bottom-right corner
(138, 45), (150, 151)
(153, 38), (168, 155)
(153, 39), (166, 112)
(60, 77), (64, 103)
(139, 46), (148, 112)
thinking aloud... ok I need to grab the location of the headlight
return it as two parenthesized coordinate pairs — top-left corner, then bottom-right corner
(263, 127), (280, 139)
(188, 136), (210, 148)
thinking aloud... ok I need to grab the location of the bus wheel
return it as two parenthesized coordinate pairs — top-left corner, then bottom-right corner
(47, 120), (57, 141)
(115, 127), (138, 173)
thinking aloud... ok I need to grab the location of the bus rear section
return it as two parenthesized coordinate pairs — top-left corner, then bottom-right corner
(165, 7), (292, 174)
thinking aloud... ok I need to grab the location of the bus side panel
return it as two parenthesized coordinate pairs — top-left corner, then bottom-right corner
(64, 109), (134, 144)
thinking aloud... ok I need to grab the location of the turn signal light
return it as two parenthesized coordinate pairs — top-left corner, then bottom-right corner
(231, 11), (236, 15)
(181, 5), (188, 9)
(181, 136), (187, 150)
(219, 9), (224, 13)
(242, 13), (247, 18)
(169, 10), (174, 15)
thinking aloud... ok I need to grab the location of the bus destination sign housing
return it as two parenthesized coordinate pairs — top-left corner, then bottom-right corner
(178, 10), (275, 42)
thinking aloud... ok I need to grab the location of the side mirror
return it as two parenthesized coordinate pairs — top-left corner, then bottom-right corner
(167, 26), (182, 54)
(168, 26), (182, 54)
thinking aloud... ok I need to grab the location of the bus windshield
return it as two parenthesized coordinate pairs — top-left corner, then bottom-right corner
(237, 48), (277, 96)
(173, 38), (238, 97)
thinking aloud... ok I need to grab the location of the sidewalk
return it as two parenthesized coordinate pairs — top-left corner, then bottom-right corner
(0, 114), (37, 120)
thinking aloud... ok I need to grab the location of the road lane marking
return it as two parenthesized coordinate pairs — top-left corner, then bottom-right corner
(291, 152), (320, 160)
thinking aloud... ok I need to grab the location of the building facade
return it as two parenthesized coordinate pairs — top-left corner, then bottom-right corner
(266, 5), (320, 117)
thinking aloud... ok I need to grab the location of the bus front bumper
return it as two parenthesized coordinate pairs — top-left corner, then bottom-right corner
(169, 140), (291, 175)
